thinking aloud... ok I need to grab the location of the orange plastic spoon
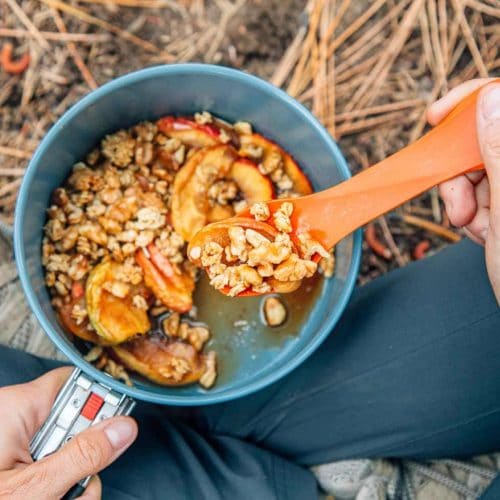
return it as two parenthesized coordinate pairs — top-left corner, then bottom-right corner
(189, 80), (494, 295)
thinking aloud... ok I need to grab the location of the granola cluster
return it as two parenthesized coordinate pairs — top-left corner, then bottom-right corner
(42, 111), (332, 389)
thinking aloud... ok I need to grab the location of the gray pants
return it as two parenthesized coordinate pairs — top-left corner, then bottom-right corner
(1, 240), (499, 499)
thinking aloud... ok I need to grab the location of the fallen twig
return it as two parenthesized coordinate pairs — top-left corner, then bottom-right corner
(402, 214), (462, 242)
(0, 146), (33, 159)
(50, 8), (98, 90)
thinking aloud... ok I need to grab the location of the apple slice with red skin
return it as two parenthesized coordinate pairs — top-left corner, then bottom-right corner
(112, 334), (208, 386)
(172, 144), (237, 241)
(136, 246), (194, 313)
(172, 145), (276, 241)
(239, 134), (313, 195)
(157, 116), (221, 148)
(230, 158), (275, 207)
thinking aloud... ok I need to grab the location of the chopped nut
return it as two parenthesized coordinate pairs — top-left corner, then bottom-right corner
(187, 325), (210, 351)
(122, 243), (136, 256)
(71, 303), (88, 325)
(249, 202), (270, 221)
(67, 255), (89, 281)
(135, 230), (155, 248)
(86, 199), (106, 219)
(60, 227), (79, 251)
(101, 130), (135, 167)
(240, 143), (263, 159)
(54, 279), (69, 296)
(228, 226), (247, 261)
(103, 280), (130, 299)
(98, 216), (122, 235)
(79, 223), (108, 246)
(134, 141), (154, 165)
(199, 351), (217, 388)
(189, 246), (201, 260)
(67, 205), (84, 225)
(277, 174), (293, 191)
(261, 151), (282, 175)
(135, 207), (165, 230)
(84, 345), (103, 362)
(194, 111), (213, 124)
(68, 164), (103, 191)
(319, 252), (335, 278)
(274, 254), (317, 282)
(45, 271), (56, 287)
(219, 129), (231, 144)
(98, 187), (122, 205)
(46, 254), (70, 273)
(134, 122), (157, 142)
(298, 232), (330, 260)
(45, 219), (65, 242)
(257, 262), (274, 277)
(208, 180), (238, 205)
(200, 242), (223, 267)
(245, 228), (270, 248)
(86, 149), (100, 166)
(117, 229), (138, 243)
(162, 313), (180, 336)
(273, 202), (293, 233)
(233, 121), (252, 135)
(252, 282), (272, 294)
(132, 294), (148, 310)
(262, 296), (287, 327)
(52, 187), (69, 207)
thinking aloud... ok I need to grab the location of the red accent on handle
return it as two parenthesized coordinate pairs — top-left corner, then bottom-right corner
(81, 393), (104, 420)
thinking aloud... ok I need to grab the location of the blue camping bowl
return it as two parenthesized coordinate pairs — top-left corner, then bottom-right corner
(14, 64), (362, 405)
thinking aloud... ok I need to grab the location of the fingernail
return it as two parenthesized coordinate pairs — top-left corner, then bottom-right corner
(481, 85), (500, 121)
(480, 227), (488, 241)
(104, 419), (136, 450)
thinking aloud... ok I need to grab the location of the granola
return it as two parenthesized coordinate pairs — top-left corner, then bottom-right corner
(43, 112), (331, 390)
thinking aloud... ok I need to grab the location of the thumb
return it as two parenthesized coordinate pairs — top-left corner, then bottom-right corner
(477, 83), (500, 224)
(21, 416), (137, 499)
(477, 82), (500, 302)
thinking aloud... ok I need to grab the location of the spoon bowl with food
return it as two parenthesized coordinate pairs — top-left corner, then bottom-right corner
(188, 80), (494, 297)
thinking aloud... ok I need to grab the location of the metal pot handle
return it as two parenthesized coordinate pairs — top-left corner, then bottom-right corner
(30, 368), (135, 499)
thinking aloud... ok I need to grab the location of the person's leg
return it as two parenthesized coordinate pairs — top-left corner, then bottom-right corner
(0, 346), (317, 499)
(196, 240), (500, 466)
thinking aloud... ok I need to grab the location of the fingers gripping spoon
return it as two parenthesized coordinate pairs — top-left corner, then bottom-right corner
(189, 80), (497, 296)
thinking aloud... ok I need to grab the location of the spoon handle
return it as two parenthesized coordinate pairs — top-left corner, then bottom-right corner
(303, 79), (498, 249)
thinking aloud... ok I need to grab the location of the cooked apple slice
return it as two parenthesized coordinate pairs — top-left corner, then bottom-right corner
(172, 144), (238, 241)
(136, 246), (194, 313)
(239, 134), (313, 195)
(230, 158), (275, 205)
(112, 334), (209, 386)
(86, 261), (151, 344)
(157, 116), (221, 148)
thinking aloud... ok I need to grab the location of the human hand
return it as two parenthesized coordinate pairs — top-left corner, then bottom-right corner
(428, 78), (500, 303)
(0, 367), (138, 499)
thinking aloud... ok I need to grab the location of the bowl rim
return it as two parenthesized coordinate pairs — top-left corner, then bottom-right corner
(14, 63), (362, 405)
